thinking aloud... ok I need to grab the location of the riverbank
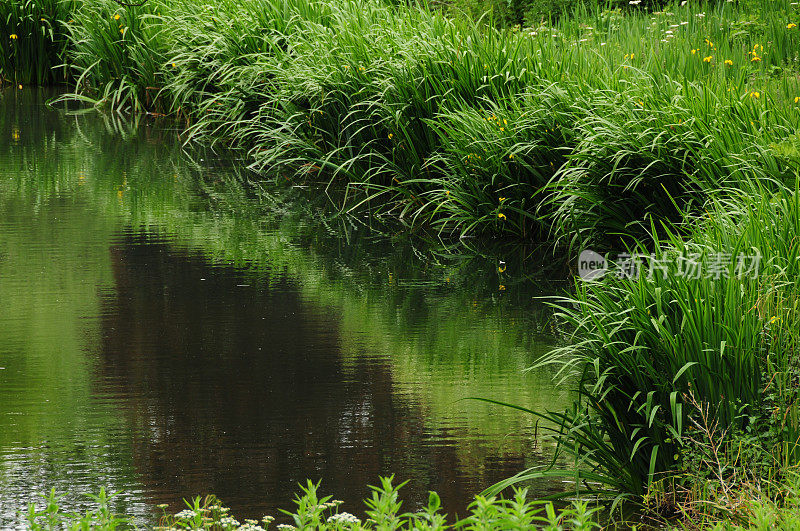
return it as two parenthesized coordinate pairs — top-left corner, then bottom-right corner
(4, 0), (800, 527)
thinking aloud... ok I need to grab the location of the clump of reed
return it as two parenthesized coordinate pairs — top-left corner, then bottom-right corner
(0, 0), (74, 86)
(493, 181), (800, 520)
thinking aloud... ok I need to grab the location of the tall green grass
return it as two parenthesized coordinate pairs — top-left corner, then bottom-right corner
(0, 0), (73, 85)
(488, 182), (800, 515)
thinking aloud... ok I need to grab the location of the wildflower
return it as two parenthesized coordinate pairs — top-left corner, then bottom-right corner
(498, 212), (506, 220)
(499, 197), (507, 201)
(17, 84), (22, 89)
(114, 14), (120, 20)
(219, 517), (240, 526)
(508, 154), (513, 159)
(751, 55), (761, 62)
(794, 96), (800, 103)
(498, 262), (507, 273)
(171, 63), (176, 68)
(703, 55), (712, 62)
(174, 509), (197, 519)
(691, 48), (697, 54)
(789, 23), (798, 29)
(9, 34), (18, 40)
(40, 18), (46, 22)
(499, 285), (506, 291)
(156, 504), (169, 509)
(328, 513), (361, 525)
(751, 91), (760, 98)
(724, 59), (733, 66)
(262, 516), (275, 523)
(388, 133), (393, 139)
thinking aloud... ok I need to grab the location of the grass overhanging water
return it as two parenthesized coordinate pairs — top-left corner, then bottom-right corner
(5, 0), (800, 527)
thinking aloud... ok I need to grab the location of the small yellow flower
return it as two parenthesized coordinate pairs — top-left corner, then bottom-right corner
(498, 212), (506, 220)
(789, 23), (797, 29)
(499, 197), (507, 202)
(171, 62), (176, 68)
(498, 285), (506, 291)
(691, 48), (697, 54)
(703, 55), (712, 62)
(751, 55), (761, 62)
(724, 59), (733, 66)
(120, 27), (125, 34)
(794, 96), (800, 103)
(17, 84), (22, 89)
(751, 91), (760, 99)
(114, 13), (120, 20)
(388, 133), (393, 139)
(40, 18), (47, 22)
(508, 154), (514, 159)
(9, 34), (18, 40)
(498, 264), (506, 273)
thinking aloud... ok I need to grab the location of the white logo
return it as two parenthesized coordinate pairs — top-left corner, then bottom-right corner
(578, 249), (607, 280)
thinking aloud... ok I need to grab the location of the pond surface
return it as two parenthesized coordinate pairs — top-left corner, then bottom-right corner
(0, 88), (572, 526)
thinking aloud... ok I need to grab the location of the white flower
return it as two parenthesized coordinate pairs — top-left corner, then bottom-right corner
(174, 509), (197, 520)
(237, 525), (265, 531)
(220, 516), (241, 527)
(327, 512), (361, 525)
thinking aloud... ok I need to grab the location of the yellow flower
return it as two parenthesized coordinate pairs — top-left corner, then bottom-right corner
(795, 96), (800, 103)
(691, 49), (697, 54)
(751, 91), (760, 99)
(17, 84), (22, 89)
(120, 27), (125, 34)
(171, 62), (176, 68)
(724, 59), (733, 66)
(9, 34), (18, 40)
(703, 55), (712, 62)
(114, 13), (120, 20)
(751, 55), (761, 62)
(498, 264), (507, 273)
(508, 154), (514, 159)
(499, 197), (507, 202)
(789, 23), (797, 29)
(498, 212), (506, 220)
(498, 285), (506, 291)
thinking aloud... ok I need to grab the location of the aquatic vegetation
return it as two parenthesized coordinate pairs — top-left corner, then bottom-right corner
(0, 0), (74, 85)
(25, 479), (605, 529)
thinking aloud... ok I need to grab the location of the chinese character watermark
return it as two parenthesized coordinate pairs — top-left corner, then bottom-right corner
(578, 249), (761, 281)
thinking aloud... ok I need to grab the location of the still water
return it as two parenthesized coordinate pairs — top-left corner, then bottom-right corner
(0, 88), (571, 526)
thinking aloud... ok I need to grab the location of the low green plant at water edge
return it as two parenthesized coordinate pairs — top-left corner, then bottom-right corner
(23, 478), (604, 530)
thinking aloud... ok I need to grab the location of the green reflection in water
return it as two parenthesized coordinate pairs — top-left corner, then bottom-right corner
(0, 87), (572, 522)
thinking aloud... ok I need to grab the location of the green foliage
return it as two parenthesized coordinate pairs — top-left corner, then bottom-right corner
(0, 0), (74, 85)
(24, 480), (604, 530)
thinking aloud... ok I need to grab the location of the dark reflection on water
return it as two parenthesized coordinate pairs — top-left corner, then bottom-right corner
(97, 235), (540, 520)
(0, 88), (571, 526)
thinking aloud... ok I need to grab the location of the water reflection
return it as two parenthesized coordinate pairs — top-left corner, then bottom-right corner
(0, 88), (571, 526)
